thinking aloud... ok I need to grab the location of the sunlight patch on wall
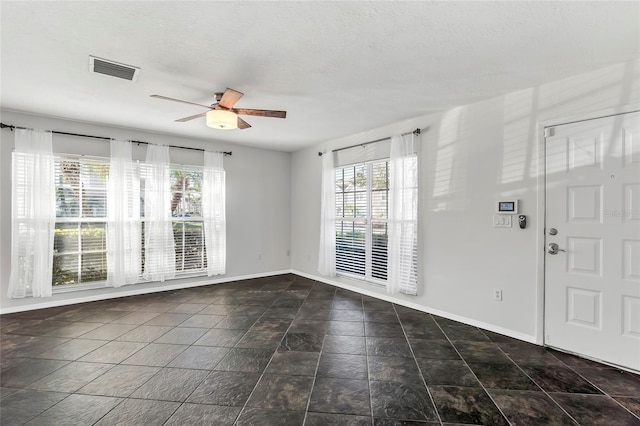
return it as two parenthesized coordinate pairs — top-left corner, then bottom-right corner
(538, 62), (631, 121)
(432, 107), (468, 212)
(532, 61), (639, 180)
(501, 89), (536, 185)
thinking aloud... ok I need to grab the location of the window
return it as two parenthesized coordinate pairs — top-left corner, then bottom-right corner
(141, 165), (207, 274)
(335, 160), (389, 283)
(53, 156), (109, 286)
(53, 155), (209, 287)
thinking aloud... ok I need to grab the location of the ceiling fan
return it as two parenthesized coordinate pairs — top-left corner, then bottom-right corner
(151, 87), (287, 130)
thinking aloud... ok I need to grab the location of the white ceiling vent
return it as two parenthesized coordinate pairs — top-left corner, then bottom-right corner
(89, 56), (140, 81)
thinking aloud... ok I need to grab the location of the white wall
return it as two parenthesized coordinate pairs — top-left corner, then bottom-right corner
(0, 110), (292, 312)
(290, 59), (640, 343)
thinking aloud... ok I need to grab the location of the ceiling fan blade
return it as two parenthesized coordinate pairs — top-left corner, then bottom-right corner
(175, 112), (208, 122)
(237, 117), (252, 129)
(218, 88), (244, 109)
(234, 108), (287, 119)
(151, 94), (212, 109)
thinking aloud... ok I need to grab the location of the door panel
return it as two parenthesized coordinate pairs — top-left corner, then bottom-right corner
(545, 111), (640, 372)
(566, 237), (602, 276)
(567, 185), (602, 223)
(566, 287), (601, 328)
(623, 296), (640, 338)
(624, 239), (640, 281)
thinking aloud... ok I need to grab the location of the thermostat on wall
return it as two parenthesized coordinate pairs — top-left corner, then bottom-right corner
(496, 200), (519, 214)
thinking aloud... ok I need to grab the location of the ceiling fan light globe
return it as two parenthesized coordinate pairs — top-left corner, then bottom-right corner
(206, 109), (238, 130)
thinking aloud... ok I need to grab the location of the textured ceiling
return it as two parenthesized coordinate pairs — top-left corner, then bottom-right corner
(1, 1), (638, 151)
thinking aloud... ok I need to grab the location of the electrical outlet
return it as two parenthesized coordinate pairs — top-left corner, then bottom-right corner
(493, 289), (503, 301)
(257, 252), (262, 260)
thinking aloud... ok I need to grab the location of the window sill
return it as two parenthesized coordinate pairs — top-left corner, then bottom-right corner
(51, 270), (209, 294)
(53, 281), (108, 294)
(336, 272), (387, 289)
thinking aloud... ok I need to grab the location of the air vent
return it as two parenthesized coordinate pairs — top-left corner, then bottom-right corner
(89, 56), (140, 81)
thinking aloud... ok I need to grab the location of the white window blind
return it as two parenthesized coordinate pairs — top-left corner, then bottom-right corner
(140, 163), (208, 277)
(335, 160), (389, 283)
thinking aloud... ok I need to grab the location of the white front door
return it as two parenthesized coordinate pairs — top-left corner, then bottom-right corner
(544, 111), (640, 372)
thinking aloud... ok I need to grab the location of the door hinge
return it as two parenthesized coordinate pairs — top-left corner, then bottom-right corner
(544, 127), (555, 137)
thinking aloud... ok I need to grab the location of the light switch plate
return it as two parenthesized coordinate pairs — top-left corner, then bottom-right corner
(493, 215), (512, 228)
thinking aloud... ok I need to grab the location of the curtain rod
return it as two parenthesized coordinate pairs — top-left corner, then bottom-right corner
(318, 128), (422, 156)
(0, 123), (232, 156)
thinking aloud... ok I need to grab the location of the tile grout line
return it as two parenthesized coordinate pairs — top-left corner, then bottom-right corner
(228, 286), (292, 425)
(88, 294), (228, 425)
(303, 284), (364, 422)
(1, 289), (219, 424)
(5, 276), (639, 425)
(231, 276), (316, 425)
(301, 288), (370, 423)
(81, 285), (271, 425)
(115, 282), (290, 425)
(493, 343), (583, 425)
(392, 304), (443, 426)
(544, 350), (640, 422)
(361, 296), (376, 424)
(6, 300), (191, 425)
(4, 326), (135, 424)
(301, 317), (331, 425)
(83, 305), (200, 423)
(431, 320), (513, 426)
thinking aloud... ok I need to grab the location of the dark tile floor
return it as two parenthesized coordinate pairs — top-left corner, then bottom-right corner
(1, 274), (639, 425)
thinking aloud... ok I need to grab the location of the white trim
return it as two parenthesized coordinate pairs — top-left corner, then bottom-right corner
(534, 121), (546, 345)
(0, 270), (290, 314)
(294, 269), (537, 344)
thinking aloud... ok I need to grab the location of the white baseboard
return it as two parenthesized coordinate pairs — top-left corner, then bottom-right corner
(292, 269), (538, 345)
(0, 270), (291, 315)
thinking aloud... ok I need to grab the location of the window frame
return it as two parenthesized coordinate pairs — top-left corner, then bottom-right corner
(51, 153), (212, 293)
(52, 154), (109, 291)
(335, 159), (389, 287)
(163, 164), (207, 276)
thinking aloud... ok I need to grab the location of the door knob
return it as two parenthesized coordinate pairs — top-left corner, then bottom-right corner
(548, 243), (566, 255)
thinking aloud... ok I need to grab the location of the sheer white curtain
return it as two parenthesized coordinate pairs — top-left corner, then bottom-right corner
(318, 151), (336, 277)
(8, 129), (56, 298)
(106, 140), (141, 287)
(202, 151), (226, 276)
(388, 133), (419, 295)
(143, 144), (175, 282)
